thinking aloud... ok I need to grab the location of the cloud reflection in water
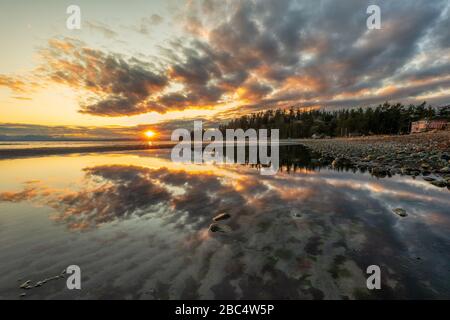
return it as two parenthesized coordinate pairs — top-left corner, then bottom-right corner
(0, 152), (449, 299)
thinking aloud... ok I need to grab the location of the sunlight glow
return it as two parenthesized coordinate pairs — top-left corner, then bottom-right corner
(144, 130), (156, 139)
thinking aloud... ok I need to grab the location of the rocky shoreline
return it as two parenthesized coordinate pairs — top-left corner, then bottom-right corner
(299, 131), (450, 189)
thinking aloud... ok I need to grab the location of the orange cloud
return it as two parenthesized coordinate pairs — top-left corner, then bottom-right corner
(0, 75), (28, 93)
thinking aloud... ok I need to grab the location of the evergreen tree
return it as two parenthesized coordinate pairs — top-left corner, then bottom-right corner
(220, 102), (448, 138)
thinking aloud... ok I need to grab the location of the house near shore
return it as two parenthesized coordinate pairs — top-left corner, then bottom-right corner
(410, 119), (448, 133)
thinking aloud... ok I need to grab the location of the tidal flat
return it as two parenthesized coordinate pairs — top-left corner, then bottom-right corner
(0, 146), (449, 299)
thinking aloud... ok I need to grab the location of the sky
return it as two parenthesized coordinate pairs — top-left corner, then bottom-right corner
(0, 0), (449, 140)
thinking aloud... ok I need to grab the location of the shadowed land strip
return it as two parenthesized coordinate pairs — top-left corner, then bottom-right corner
(0, 143), (177, 160)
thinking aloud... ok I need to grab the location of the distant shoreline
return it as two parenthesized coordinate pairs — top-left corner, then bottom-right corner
(1, 131), (449, 163)
(0, 143), (176, 159)
(0, 140), (303, 160)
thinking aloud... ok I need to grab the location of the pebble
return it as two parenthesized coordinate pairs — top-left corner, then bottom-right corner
(430, 180), (447, 188)
(18, 270), (65, 292)
(209, 223), (232, 233)
(19, 280), (31, 289)
(213, 213), (231, 222)
(393, 208), (408, 217)
(300, 132), (450, 183)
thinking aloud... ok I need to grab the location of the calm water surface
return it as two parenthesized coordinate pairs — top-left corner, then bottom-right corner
(0, 147), (449, 299)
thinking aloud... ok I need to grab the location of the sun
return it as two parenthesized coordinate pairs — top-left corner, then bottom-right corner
(144, 130), (156, 139)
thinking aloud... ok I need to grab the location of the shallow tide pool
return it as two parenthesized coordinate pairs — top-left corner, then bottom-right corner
(0, 147), (449, 299)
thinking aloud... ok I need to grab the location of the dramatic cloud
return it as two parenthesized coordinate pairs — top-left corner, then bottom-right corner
(184, 0), (450, 111)
(0, 0), (449, 118)
(133, 14), (165, 35)
(0, 123), (143, 140)
(85, 21), (118, 39)
(39, 39), (170, 116)
(0, 118), (222, 141)
(0, 75), (32, 93)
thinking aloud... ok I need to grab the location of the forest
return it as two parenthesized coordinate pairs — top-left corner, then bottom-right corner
(219, 102), (450, 139)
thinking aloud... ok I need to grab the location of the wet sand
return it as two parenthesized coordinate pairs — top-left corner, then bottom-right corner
(0, 149), (449, 299)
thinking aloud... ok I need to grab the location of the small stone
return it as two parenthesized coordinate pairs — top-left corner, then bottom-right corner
(213, 213), (231, 222)
(209, 223), (232, 233)
(440, 167), (450, 174)
(332, 157), (353, 168)
(19, 280), (31, 289)
(371, 167), (388, 178)
(392, 208), (407, 217)
(423, 177), (435, 182)
(430, 180), (447, 188)
(20, 293), (26, 298)
(420, 163), (430, 169)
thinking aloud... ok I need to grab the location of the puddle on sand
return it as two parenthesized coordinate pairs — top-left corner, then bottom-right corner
(0, 147), (449, 299)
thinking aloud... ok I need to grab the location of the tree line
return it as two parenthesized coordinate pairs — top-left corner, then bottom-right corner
(219, 102), (450, 139)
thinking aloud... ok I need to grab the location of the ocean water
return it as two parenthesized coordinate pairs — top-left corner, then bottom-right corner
(0, 146), (449, 299)
(0, 140), (166, 150)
